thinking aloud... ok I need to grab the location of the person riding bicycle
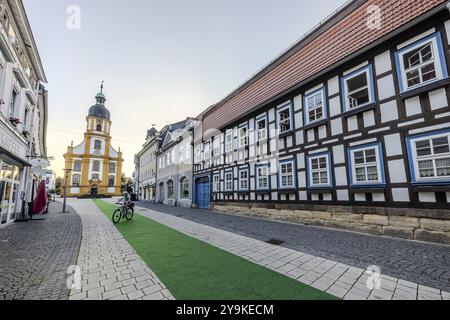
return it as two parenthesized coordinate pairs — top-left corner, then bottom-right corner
(117, 192), (132, 206)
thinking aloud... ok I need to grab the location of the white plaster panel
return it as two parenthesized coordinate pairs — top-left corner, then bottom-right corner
(392, 188), (410, 202)
(329, 96), (341, 117)
(268, 109), (275, 122)
(323, 193), (332, 201)
(332, 145), (345, 164)
(384, 133), (402, 157)
(355, 193), (366, 201)
(337, 190), (349, 201)
(429, 88), (448, 111)
(297, 153), (305, 169)
(372, 193), (385, 202)
(328, 76), (340, 96)
(363, 110), (375, 128)
(347, 115), (358, 132)
(299, 191), (308, 201)
(419, 192), (436, 203)
(318, 125), (327, 140)
(374, 50), (392, 75)
(307, 129), (315, 142)
(294, 94), (303, 111)
(298, 171), (306, 188)
(380, 100), (399, 123)
(334, 167), (348, 186)
(295, 111), (303, 129)
(377, 74), (396, 100)
(296, 131), (304, 145)
(405, 96), (422, 117)
(331, 118), (343, 136)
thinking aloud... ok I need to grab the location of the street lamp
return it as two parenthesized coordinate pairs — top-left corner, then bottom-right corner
(62, 168), (72, 213)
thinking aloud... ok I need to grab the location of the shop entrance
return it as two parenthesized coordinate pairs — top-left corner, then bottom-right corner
(0, 160), (21, 226)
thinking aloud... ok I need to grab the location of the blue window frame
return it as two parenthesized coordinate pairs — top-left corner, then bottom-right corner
(238, 122), (249, 148)
(348, 143), (386, 188)
(224, 170), (234, 192)
(256, 163), (270, 190)
(304, 87), (327, 126)
(341, 65), (376, 112)
(307, 152), (333, 189)
(406, 129), (450, 185)
(278, 159), (296, 189)
(395, 32), (448, 94)
(276, 102), (293, 134)
(238, 168), (249, 191)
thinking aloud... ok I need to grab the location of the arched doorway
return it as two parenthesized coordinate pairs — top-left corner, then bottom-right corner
(91, 185), (98, 196)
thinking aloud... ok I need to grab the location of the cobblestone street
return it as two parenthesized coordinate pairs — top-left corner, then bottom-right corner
(67, 199), (173, 300)
(134, 201), (450, 295)
(0, 202), (81, 300)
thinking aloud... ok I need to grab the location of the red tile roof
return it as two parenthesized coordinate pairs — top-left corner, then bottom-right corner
(202, 0), (446, 133)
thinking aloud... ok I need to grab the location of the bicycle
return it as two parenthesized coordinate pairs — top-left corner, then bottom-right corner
(112, 201), (135, 224)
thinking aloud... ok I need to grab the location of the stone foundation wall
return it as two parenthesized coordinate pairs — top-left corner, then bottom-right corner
(212, 203), (450, 244)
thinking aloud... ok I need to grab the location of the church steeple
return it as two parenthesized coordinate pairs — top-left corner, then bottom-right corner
(95, 81), (106, 105)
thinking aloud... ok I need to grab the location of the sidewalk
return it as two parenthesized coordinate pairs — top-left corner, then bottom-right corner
(67, 199), (173, 300)
(0, 202), (82, 300)
(104, 199), (450, 300)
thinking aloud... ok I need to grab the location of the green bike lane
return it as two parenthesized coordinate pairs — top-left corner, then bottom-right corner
(94, 200), (337, 300)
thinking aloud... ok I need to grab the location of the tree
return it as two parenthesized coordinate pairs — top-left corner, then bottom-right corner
(121, 174), (133, 193)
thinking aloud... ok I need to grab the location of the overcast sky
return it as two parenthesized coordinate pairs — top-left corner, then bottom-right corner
(23, 0), (348, 177)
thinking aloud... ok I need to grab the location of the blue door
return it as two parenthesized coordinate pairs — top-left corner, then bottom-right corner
(195, 178), (210, 209)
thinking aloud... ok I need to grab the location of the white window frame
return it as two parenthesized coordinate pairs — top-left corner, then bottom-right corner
(278, 159), (296, 189)
(256, 116), (267, 141)
(239, 124), (248, 148)
(212, 174), (220, 192)
(256, 164), (270, 190)
(406, 130), (450, 184)
(395, 32), (448, 93)
(307, 153), (333, 188)
(238, 168), (249, 191)
(277, 103), (293, 134)
(212, 136), (221, 157)
(203, 142), (210, 161)
(224, 171), (233, 192)
(194, 146), (201, 164)
(348, 143), (385, 187)
(341, 65), (375, 112)
(72, 174), (81, 187)
(225, 130), (233, 153)
(304, 88), (327, 126)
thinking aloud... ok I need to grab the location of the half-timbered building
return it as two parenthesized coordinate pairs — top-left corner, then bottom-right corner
(192, 0), (450, 243)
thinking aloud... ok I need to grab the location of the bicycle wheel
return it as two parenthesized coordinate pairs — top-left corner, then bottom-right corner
(126, 207), (134, 221)
(112, 209), (122, 224)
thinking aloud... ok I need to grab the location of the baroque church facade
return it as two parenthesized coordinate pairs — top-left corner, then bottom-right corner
(63, 86), (123, 197)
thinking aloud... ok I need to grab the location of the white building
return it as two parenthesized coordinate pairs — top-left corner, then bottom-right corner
(134, 127), (158, 201)
(0, 0), (48, 225)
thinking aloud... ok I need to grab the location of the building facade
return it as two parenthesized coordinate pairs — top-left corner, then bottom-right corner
(192, 0), (450, 243)
(62, 87), (123, 197)
(134, 127), (158, 201)
(0, 0), (48, 226)
(154, 118), (196, 208)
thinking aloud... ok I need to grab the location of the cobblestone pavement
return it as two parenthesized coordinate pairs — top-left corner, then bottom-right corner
(67, 199), (173, 300)
(0, 202), (82, 300)
(126, 200), (450, 300)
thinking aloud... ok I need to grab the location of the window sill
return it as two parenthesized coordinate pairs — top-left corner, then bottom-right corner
(349, 185), (386, 193)
(278, 188), (297, 194)
(400, 78), (450, 99)
(342, 102), (377, 118)
(304, 119), (328, 130)
(278, 131), (293, 138)
(412, 184), (450, 192)
(308, 187), (333, 193)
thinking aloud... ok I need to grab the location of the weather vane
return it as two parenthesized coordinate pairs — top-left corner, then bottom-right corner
(100, 80), (104, 93)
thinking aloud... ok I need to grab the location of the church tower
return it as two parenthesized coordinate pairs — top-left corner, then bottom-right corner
(63, 83), (123, 197)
